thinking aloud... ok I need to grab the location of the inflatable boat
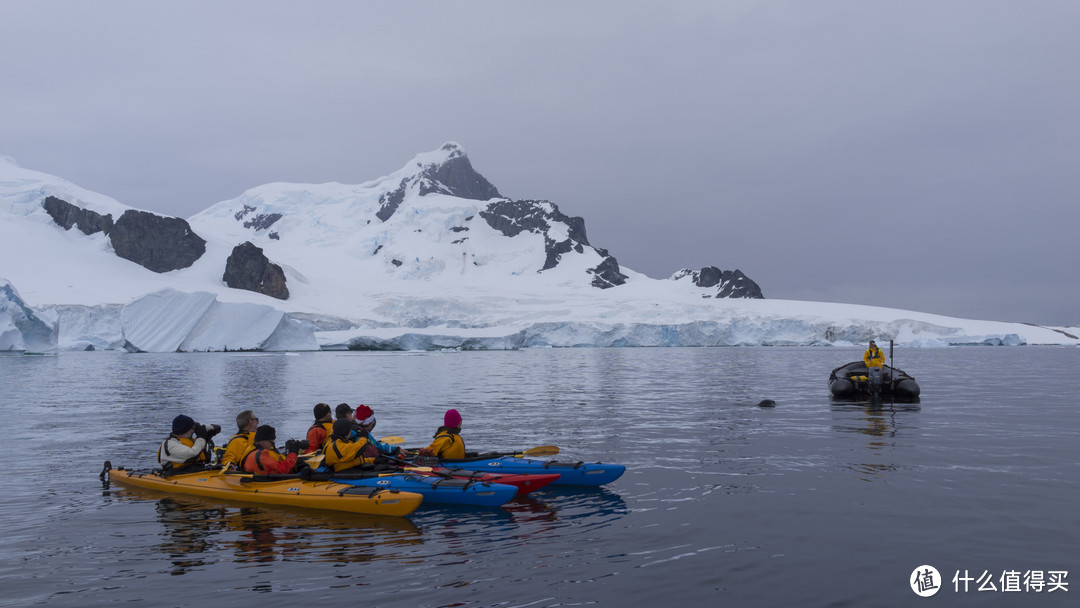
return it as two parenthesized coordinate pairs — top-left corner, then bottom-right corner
(828, 361), (920, 401)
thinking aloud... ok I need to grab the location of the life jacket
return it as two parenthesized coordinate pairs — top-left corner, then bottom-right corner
(157, 434), (209, 470)
(431, 428), (466, 460)
(865, 347), (884, 368)
(242, 448), (287, 474)
(307, 420), (333, 451)
(325, 436), (379, 472)
(219, 430), (254, 466)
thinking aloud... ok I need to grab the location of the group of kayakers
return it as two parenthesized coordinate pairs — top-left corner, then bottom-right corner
(157, 403), (465, 476)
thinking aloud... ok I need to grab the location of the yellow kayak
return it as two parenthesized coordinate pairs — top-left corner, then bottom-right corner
(105, 465), (423, 517)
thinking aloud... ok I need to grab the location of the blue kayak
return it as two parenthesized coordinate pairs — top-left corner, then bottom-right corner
(439, 455), (626, 487)
(331, 470), (518, 507)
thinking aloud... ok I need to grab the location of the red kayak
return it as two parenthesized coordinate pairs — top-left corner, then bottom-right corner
(426, 467), (560, 496)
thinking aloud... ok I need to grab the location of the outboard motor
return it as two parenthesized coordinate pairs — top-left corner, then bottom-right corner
(868, 366), (883, 394)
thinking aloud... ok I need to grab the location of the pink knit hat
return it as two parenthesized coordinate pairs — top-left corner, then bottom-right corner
(444, 408), (462, 428)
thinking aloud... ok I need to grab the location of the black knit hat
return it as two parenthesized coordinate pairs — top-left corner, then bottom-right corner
(172, 415), (195, 435)
(313, 403), (332, 420)
(332, 419), (353, 439)
(254, 425), (276, 443)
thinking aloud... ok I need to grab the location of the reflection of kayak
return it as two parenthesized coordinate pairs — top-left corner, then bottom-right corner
(104, 465), (423, 517)
(829, 361), (920, 400)
(331, 471), (518, 507)
(429, 469), (561, 496)
(438, 455), (626, 487)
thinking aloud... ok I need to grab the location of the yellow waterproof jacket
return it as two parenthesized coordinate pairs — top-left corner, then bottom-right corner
(220, 431), (254, 468)
(864, 347), (885, 368)
(426, 430), (465, 460)
(324, 437), (378, 472)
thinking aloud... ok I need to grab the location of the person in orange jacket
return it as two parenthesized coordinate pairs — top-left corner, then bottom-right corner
(305, 403), (333, 453)
(418, 409), (466, 460)
(241, 425), (299, 474)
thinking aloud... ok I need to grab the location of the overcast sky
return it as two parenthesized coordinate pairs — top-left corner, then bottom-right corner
(2, 1), (1077, 325)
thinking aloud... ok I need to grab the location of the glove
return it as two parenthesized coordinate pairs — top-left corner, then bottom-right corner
(193, 423), (208, 439)
(205, 424), (221, 439)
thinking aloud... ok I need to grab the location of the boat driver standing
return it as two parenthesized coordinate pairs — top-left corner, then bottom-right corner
(863, 340), (886, 392)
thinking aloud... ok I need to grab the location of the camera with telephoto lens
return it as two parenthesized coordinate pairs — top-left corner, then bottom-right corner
(194, 423), (221, 440)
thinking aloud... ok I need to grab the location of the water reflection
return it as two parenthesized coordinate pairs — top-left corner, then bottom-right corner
(109, 488), (422, 573)
(830, 399), (921, 482)
(107, 482), (627, 573)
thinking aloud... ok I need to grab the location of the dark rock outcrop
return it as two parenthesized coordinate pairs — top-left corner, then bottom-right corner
(377, 179), (408, 222)
(42, 196), (206, 273)
(480, 199), (627, 288)
(43, 196), (114, 235)
(377, 143), (501, 222)
(222, 242), (289, 300)
(417, 143), (502, 201)
(234, 203), (283, 232)
(109, 210), (206, 273)
(672, 267), (764, 299)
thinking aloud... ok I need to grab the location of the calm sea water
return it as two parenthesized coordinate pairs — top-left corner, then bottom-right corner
(0, 347), (1076, 607)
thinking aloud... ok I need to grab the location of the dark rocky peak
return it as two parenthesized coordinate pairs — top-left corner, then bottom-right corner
(377, 143), (501, 222)
(672, 266), (764, 299)
(416, 143), (502, 201)
(222, 241), (289, 300)
(479, 199), (627, 289)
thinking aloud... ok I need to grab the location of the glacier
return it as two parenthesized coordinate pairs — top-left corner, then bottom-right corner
(0, 278), (58, 352)
(2, 147), (1078, 353)
(119, 289), (318, 353)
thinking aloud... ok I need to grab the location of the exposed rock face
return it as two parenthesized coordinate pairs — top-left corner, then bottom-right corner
(41, 197), (206, 273)
(222, 241), (290, 300)
(672, 266), (764, 298)
(43, 196), (114, 235)
(109, 210), (207, 273)
(417, 143), (502, 201)
(480, 199), (628, 288)
(377, 179), (408, 222)
(378, 143), (501, 222)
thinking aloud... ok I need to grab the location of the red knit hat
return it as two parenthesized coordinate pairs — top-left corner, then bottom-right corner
(354, 404), (375, 426)
(444, 408), (462, 428)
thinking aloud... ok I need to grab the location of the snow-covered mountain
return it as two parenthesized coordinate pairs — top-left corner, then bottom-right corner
(1, 147), (1076, 352)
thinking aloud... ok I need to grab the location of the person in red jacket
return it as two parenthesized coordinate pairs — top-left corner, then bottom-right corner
(305, 403), (333, 453)
(242, 425), (299, 474)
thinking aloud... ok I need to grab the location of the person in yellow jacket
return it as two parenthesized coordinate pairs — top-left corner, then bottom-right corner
(158, 415), (220, 474)
(863, 340), (885, 368)
(323, 419), (379, 472)
(418, 409), (465, 460)
(219, 410), (259, 469)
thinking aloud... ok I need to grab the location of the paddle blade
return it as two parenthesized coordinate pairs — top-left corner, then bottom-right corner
(520, 445), (559, 457)
(378, 436), (405, 445)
